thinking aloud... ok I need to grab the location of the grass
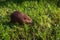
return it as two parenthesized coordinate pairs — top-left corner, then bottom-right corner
(0, 0), (60, 40)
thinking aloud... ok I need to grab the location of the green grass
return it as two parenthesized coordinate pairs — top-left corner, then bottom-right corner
(0, 0), (60, 40)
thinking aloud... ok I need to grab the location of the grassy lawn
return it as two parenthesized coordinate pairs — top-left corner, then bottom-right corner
(0, 0), (60, 40)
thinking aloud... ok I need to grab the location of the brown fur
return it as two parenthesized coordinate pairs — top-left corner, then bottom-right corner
(10, 11), (32, 24)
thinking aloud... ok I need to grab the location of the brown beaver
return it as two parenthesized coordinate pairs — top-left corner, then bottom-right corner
(10, 11), (32, 24)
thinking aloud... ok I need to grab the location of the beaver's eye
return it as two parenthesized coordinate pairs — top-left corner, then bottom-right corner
(24, 17), (26, 19)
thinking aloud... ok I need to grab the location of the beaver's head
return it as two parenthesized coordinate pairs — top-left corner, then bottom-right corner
(22, 14), (32, 24)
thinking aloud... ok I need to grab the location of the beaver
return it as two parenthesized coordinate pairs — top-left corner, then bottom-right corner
(10, 11), (32, 24)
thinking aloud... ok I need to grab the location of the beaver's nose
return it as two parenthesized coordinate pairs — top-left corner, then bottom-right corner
(29, 20), (33, 24)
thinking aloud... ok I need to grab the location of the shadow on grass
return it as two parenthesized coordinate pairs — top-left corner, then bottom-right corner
(1, 21), (14, 28)
(0, 0), (40, 7)
(57, 0), (60, 7)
